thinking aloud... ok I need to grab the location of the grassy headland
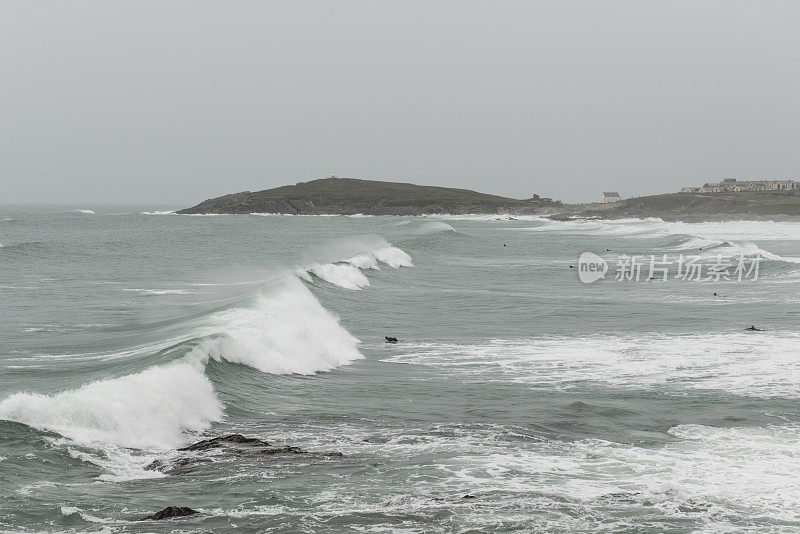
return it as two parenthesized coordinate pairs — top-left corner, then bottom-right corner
(177, 178), (562, 216)
(179, 178), (800, 220)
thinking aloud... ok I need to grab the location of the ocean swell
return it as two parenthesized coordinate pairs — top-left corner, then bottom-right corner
(297, 242), (413, 289)
(0, 273), (367, 455)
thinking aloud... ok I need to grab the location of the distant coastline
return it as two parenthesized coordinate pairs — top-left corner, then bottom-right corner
(177, 177), (566, 217)
(560, 190), (800, 221)
(179, 178), (800, 221)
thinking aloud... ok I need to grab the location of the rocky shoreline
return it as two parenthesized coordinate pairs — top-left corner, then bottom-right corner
(178, 177), (563, 216)
(144, 433), (343, 476)
(179, 178), (800, 221)
(139, 434), (344, 520)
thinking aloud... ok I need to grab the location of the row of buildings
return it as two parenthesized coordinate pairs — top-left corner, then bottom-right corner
(681, 178), (800, 193)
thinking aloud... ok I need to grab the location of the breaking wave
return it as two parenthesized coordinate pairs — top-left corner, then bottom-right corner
(0, 358), (221, 450)
(0, 241), (410, 467)
(516, 218), (800, 267)
(73, 209), (95, 215)
(297, 241), (413, 289)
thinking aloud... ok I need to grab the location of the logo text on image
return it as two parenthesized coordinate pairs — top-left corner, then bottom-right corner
(577, 252), (761, 283)
(578, 252), (608, 284)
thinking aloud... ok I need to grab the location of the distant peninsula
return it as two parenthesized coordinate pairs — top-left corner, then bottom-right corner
(177, 177), (563, 216)
(562, 190), (800, 221)
(178, 177), (800, 220)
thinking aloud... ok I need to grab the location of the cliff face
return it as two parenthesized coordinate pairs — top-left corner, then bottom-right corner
(177, 178), (561, 215)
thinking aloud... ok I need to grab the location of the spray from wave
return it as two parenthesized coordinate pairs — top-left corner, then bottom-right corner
(193, 277), (363, 374)
(296, 239), (412, 289)
(0, 357), (221, 450)
(0, 241), (412, 472)
(518, 217), (800, 266)
(0, 278), (364, 455)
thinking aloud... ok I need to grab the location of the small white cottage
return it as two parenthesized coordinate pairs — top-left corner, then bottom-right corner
(599, 192), (621, 203)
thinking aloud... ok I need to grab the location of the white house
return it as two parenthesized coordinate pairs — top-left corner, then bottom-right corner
(599, 192), (621, 203)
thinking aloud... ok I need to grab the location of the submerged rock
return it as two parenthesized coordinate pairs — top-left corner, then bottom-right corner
(179, 434), (271, 451)
(146, 434), (343, 475)
(140, 506), (198, 521)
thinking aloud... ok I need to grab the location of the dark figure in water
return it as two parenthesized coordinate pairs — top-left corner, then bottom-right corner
(569, 265), (574, 269)
(385, 336), (398, 343)
(745, 325), (763, 332)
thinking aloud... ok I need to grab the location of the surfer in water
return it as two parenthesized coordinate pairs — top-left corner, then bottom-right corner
(385, 336), (398, 343)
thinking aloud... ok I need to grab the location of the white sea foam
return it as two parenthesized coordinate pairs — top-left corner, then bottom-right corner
(373, 245), (413, 268)
(122, 288), (194, 295)
(60, 505), (123, 524)
(74, 209), (95, 215)
(140, 210), (175, 215)
(193, 277), (363, 374)
(447, 422), (800, 527)
(0, 358), (223, 450)
(250, 213), (339, 217)
(384, 332), (800, 398)
(513, 217), (800, 267)
(304, 262), (371, 290)
(344, 253), (381, 270)
(423, 214), (547, 222)
(691, 241), (800, 264)
(260, 417), (800, 529)
(521, 217), (800, 245)
(0, 277), (362, 467)
(296, 242), (412, 289)
(415, 221), (456, 234)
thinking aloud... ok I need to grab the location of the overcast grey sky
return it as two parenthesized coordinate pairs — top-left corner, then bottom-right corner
(2, 1), (799, 205)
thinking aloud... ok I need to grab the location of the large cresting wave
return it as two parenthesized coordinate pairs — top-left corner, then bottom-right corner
(0, 241), (413, 459)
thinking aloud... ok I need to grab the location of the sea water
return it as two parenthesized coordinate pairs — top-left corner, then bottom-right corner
(1, 207), (799, 532)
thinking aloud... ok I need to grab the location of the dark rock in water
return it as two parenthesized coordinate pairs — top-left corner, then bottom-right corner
(179, 434), (270, 452)
(144, 456), (213, 474)
(140, 506), (198, 521)
(463, 494), (476, 499)
(385, 336), (398, 343)
(258, 445), (304, 455)
(147, 434), (343, 475)
(677, 500), (712, 513)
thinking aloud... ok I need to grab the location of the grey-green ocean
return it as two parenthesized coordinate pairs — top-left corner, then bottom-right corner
(1, 208), (799, 532)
